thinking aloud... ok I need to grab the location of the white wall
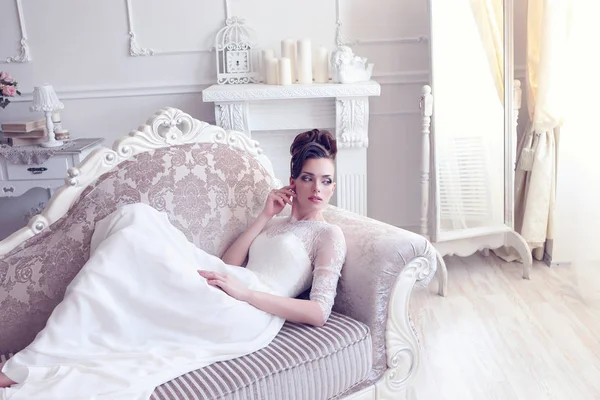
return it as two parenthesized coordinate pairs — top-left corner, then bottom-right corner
(0, 0), (526, 240)
(546, 1), (600, 266)
(551, 122), (600, 266)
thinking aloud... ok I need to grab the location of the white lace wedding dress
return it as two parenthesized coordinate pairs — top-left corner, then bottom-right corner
(0, 203), (346, 400)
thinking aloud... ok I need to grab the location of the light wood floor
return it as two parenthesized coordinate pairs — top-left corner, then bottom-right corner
(408, 253), (600, 400)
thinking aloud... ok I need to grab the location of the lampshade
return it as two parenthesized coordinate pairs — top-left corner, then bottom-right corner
(29, 84), (64, 112)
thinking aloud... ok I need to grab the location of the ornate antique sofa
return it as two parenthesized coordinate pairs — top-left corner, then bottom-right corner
(0, 108), (437, 400)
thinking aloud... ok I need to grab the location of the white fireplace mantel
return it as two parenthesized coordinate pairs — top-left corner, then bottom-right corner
(202, 81), (381, 216)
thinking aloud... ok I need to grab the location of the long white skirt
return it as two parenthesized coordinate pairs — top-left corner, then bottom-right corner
(1, 203), (284, 400)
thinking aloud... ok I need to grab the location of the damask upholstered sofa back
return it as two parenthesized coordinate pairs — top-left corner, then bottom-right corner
(0, 142), (277, 355)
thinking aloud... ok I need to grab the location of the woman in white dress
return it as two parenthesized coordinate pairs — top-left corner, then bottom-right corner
(0, 129), (347, 400)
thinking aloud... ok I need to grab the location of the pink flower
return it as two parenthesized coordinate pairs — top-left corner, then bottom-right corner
(3, 74), (14, 83)
(0, 72), (6, 80)
(2, 86), (16, 96)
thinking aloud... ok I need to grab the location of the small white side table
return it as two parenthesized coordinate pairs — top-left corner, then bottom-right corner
(0, 138), (103, 198)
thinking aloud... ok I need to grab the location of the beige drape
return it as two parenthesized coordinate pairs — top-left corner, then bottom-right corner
(514, 0), (573, 258)
(470, 0), (504, 101)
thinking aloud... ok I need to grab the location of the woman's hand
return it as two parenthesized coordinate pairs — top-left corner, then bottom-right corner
(197, 270), (252, 302)
(261, 185), (296, 218)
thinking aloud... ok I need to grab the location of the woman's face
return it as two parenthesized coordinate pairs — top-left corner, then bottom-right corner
(290, 158), (336, 210)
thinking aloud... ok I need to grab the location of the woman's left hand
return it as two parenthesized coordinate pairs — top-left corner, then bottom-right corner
(197, 270), (252, 302)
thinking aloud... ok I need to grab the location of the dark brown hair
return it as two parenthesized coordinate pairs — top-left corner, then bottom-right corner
(289, 129), (337, 179)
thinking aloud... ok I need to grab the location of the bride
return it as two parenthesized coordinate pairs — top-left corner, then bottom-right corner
(0, 129), (347, 400)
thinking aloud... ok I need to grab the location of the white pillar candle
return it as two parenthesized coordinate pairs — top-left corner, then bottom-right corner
(266, 58), (279, 85)
(281, 39), (296, 82)
(296, 39), (312, 84)
(261, 49), (276, 83)
(313, 46), (329, 83)
(262, 48), (275, 60)
(278, 57), (292, 85)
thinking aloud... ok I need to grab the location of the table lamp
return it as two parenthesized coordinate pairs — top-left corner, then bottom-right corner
(30, 84), (64, 147)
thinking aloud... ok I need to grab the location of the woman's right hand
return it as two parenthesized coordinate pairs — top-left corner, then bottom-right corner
(261, 185), (296, 218)
(222, 186), (294, 266)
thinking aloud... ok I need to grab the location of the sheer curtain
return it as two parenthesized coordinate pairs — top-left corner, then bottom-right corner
(470, 0), (504, 101)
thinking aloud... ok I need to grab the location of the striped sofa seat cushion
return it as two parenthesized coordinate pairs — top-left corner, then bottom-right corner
(0, 313), (372, 400)
(151, 312), (373, 400)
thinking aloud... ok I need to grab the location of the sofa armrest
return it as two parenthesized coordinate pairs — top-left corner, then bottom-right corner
(323, 205), (437, 386)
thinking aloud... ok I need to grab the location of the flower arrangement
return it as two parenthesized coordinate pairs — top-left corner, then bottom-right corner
(0, 71), (21, 109)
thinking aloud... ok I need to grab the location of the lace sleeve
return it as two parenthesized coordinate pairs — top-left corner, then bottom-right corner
(309, 224), (347, 324)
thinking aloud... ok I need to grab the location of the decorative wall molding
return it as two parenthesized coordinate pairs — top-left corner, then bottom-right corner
(125, 0), (427, 58)
(9, 65), (525, 103)
(334, 0), (428, 47)
(223, 0), (231, 19)
(125, 0), (225, 56)
(8, 81), (373, 103)
(334, 0), (345, 46)
(2, 0), (31, 63)
(346, 36), (429, 47)
(12, 83), (212, 102)
(374, 70), (429, 85)
(371, 110), (420, 116)
(374, 65), (526, 86)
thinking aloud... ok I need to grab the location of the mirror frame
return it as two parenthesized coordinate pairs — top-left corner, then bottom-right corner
(427, 0), (515, 243)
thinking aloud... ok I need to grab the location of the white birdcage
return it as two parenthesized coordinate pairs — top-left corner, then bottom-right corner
(215, 17), (260, 84)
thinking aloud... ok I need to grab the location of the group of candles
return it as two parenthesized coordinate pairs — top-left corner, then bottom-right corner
(262, 39), (329, 85)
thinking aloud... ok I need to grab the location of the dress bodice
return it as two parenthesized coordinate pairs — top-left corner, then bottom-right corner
(244, 215), (347, 322)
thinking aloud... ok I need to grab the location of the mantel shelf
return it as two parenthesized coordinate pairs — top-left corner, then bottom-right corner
(202, 81), (381, 102)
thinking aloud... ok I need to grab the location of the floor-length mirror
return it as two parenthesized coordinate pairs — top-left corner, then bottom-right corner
(429, 0), (506, 240)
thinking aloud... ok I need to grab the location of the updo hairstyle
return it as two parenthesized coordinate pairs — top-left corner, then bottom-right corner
(289, 129), (337, 179)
